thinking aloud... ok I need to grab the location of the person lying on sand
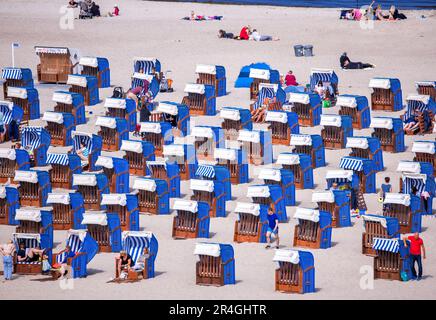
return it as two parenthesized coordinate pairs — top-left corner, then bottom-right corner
(340, 52), (374, 69)
(182, 10), (222, 21)
(388, 5), (407, 20)
(249, 29), (279, 41)
(218, 29), (235, 39)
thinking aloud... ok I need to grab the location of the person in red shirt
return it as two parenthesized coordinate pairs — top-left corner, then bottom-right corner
(403, 233), (426, 280)
(239, 26), (250, 40)
(284, 70), (298, 86)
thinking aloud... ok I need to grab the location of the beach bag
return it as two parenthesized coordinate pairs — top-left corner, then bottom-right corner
(401, 271), (409, 281)
(322, 100), (331, 108)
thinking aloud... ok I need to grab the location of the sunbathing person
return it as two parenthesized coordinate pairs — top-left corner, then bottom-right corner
(284, 70), (298, 86)
(340, 52), (374, 69)
(16, 243), (46, 263)
(249, 29), (279, 41)
(117, 251), (134, 280)
(52, 245), (76, 279)
(183, 10), (223, 21)
(388, 6), (407, 20)
(237, 26), (250, 40)
(76, 142), (90, 163)
(218, 29), (235, 39)
(375, 5), (388, 20)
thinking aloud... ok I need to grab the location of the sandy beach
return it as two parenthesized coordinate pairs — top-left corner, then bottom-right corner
(0, 0), (435, 299)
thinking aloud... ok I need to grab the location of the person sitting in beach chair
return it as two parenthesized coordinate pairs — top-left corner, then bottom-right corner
(51, 245), (76, 279)
(340, 53), (374, 70)
(132, 248), (150, 272)
(116, 250), (134, 280)
(76, 141), (90, 164)
(16, 242), (46, 263)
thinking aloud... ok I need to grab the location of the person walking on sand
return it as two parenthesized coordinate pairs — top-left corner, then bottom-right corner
(403, 233), (426, 280)
(0, 240), (16, 281)
(265, 207), (279, 249)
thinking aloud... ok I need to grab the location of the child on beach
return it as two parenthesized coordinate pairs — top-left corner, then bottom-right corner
(265, 207), (279, 249)
(380, 177), (392, 200)
(249, 29), (279, 41)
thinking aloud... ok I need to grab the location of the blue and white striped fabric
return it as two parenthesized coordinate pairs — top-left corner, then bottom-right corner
(372, 238), (399, 253)
(15, 238), (38, 250)
(253, 87), (275, 110)
(403, 177), (426, 194)
(124, 235), (149, 264)
(0, 105), (13, 124)
(2, 68), (22, 80)
(21, 127), (42, 151)
(47, 153), (69, 166)
(405, 100), (428, 121)
(56, 234), (82, 263)
(310, 72), (332, 88)
(73, 135), (92, 152)
(339, 158), (363, 171)
(134, 61), (154, 74)
(195, 165), (215, 179)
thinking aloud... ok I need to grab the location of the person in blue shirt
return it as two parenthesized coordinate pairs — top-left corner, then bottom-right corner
(266, 207), (279, 249)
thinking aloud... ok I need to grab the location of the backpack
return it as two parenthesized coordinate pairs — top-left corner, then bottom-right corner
(112, 87), (124, 99)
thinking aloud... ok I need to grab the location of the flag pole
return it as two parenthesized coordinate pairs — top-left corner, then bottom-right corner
(11, 43), (15, 67)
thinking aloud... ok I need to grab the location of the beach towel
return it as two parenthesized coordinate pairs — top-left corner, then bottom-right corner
(182, 15), (222, 21)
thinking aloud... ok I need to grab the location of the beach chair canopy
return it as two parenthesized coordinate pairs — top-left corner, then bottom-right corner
(362, 214), (399, 237)
(235, 62), (279, 88)
(122, 231), (158, 264)
(2, 67), (33, 81)
(412, 141), (435, 154)
(133, 57), (161, 73)
(383, 193), (411, 206)
(0, 100), (23, 124)
(310, 68), (338, 89)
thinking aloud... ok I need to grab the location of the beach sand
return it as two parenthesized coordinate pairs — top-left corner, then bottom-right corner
(0, 0), (435, 299)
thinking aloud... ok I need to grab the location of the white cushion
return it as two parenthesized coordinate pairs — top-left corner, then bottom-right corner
(249, 68), (270, 80)
(336, 96), (357, 108)
(67, 75), (87, 87)
(362, 215), (387, 228)
(132, 178), (157, 192)
(157, 102), (178, 115)
(14, 170), (38, 183)
(190, 179), (214, 192)
(7, 87), (27, 99)
(311, 191), (335, 203)
(258, 168), (281, 182)
(79, 56), (98, 68)
(237, 130), (260, 143)
(0, 100), (14, 110)
(195, 64), (216, 75)
(214, 148), (236, 161)
(121, 140), (142, 154)
(294, 208), (320, 222)
(325, 170), (353, 181)
(172, 199), (198, 213)
(47, 193), (71, 205)
(101, 193), (127, 206)
(82, 211), (107, 226)
(0, 148), (16, 160)
(287, 93), (310, 104)
(320, 114), (342, 127)
(412, 141), (435, 154)
(247, 185), (270, 198)
(184, 83), (205, 94)
(191, 126), (214, 138)
(396, 161), (420, 174)
(96, 116), (117, 129)
(73, 174), (97, 186)
(194, 243), (221, 257)
(132, 72), (153, 82)
(370, 117), (393, 130)
(346, 137), (369, 149)
(290, 134), (312, 146)
(52, 92), (73, 104)
(15, 208), (43, 222)
(277, 153), (300, 165)
(406, 94), (430, 105)
(163, 144), (185, 157)
(383, 193), (411, 206)
(220, 108), (241, 121)
(273, 249), (300, 264)
(42, 111), (64, 124)
(234, 202), (260, 216)
(265, 111), (288, 124)
(95, 156), (114, 169)
(369, 78), (390, 89)
(259, 83), (278, 92)
(104, 98), (126, 109)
